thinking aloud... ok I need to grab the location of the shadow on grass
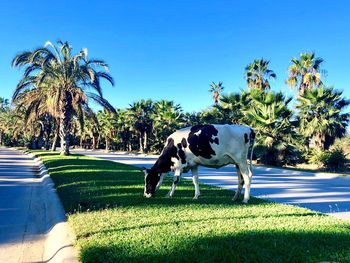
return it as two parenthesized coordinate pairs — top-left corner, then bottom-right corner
(79, 229), (350, 263)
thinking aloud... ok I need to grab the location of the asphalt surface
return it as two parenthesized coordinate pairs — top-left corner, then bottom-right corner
(0, 147), (47, 263)
(73, 149), (350, 220)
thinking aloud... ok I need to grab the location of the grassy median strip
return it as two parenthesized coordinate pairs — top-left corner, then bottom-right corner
(32, 151), (350, 263)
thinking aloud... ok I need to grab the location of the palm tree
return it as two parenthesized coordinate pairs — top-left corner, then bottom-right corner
(0, 98), (9, 110)
(215, 91), (251, 124)
(296, 85), (350, 150)
(247, 89), (300, 166)
(79, 110), (100, 149)
(152, 100), (184, 152)
(128, 99), (154, 152)
(12, 40), (116, 155)
(209, 81), (224, 104)
(114, 108), (134, 151)
(286, 52), (325, 96)
(245, 59), (276, 91)
(0, 98), (9, 145)
(97, 110), (117, 151)
(0, 106), (27, 147)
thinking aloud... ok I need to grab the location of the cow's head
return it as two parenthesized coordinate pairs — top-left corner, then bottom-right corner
(143, 168), (160, 198)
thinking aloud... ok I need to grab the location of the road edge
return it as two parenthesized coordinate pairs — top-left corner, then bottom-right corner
(24, 150), (79, 263)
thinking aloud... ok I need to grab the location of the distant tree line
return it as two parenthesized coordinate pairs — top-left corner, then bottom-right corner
(0, 41), (349, 168)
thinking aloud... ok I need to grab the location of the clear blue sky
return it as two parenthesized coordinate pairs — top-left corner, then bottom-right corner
(1, 0), (350, 112)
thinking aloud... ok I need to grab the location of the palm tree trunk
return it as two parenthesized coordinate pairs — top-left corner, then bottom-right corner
(299, 82), (307, 97)
(51, 120), (59, 151)
(92, 136), (96, 150)
(37, 123), (45, 149)
(44, 122), (51, 150)
(60, 117), (70, 155)
(313, 133), (325, 151)
(97, 133), (101, 149)
(45, 134), (50, 150)
(30, 136), (36, 149)
(143, 131), (148, 152)
(51, 128), (59, 151)
(59, 97), (72, 156)
(0, 130), (2, 145)
(105, 136), (110, 152)
(139, 134), (143, 152)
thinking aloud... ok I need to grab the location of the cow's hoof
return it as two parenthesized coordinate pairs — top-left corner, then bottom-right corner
(165, 194), (172, 198)
(242, 199), (249, 204)
(193, 195), (200, 200)
(232, 196), (239, 202)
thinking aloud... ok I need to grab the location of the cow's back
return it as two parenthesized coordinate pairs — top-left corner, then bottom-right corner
(207, 124), (252, 163)
(166, 124), (253, 168)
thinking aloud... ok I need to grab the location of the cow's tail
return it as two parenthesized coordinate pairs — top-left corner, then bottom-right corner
(248, 128), (255, 176)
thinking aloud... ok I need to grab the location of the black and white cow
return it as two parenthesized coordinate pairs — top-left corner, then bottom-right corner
(143, 124), (256, 203)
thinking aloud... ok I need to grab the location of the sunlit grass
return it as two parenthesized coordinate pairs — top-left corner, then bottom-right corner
(32, 151), (350, 263)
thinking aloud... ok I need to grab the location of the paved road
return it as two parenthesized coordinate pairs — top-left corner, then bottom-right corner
(0, 147), (47, 263)
(73, 149), (350, 220)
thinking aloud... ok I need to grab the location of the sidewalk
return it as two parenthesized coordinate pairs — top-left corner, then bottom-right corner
(0, 147), (77, 263)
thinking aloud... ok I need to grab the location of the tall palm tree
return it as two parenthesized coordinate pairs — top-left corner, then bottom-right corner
(12, 40), (116, 155)
(209, 81), (224, 104)
(286, 52), (325, 96)
(245, 59), (276, 91)
(247, 89), (300, 166)
(296, 85), (350, 150)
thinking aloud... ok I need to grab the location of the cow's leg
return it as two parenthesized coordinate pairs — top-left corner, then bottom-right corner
(233, 164), (244, 201)
(166, 175), (181, 198)
(156, 173), (165, 191)
(238, 162), (251, 204)
(191, 166), (200, 199)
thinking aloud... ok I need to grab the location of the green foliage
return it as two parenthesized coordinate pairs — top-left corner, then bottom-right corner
(208, 81), (224, 104)
(31, 152), (350, 263)
(331, 136), (350, 155)
(309, 148), (348, 170)
(286, 52), (324, 95)
(245, 59), (276, 90)
(12, 40), (115, 155)
(6, 47), (350, 168)
(246, 89), (302, 166)
(151, 100), (185, 152)
(296, 86), (350, 150)
(215, 91), (250, 124)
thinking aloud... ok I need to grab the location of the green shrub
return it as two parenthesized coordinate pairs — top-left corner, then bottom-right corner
(309, 148), (347, 170)
(331, 136), (350, 156)
(254, 144), (302, 166)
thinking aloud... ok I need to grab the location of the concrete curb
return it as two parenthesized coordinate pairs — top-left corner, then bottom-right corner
(24, 151), (79, 263)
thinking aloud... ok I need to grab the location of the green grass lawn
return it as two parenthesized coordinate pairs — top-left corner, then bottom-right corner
(32, 151), (350, 263)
